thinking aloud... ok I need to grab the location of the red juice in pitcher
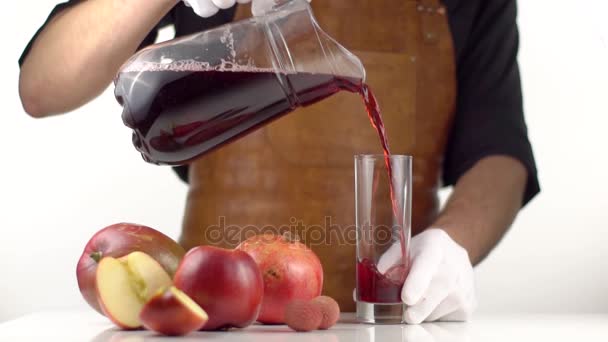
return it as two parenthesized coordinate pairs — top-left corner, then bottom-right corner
(116, 62), (364, 165)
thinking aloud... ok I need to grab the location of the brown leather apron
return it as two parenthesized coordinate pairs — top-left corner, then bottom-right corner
(180, 0), (456, 312)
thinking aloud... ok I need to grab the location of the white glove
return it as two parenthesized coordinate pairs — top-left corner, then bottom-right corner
(378, 228), (477, 324)
(183, 0), (251, 18)
(183, 0), (311, 18)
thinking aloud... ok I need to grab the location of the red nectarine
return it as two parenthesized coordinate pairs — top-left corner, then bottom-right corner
(140, 286), (208, 336)
(173, 246), (264, 330)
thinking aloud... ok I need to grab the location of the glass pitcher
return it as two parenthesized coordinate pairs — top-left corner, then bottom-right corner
(114, 0), (365, 165)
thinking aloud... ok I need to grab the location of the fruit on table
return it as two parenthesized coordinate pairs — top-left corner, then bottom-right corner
(140, 286), (208, 336)
(236, 233), (323, 323)
(96, 251), (172, 329)
(76, 223), (185, 314)
(312, 296), (340, 329)
(173, 246), (264, 330)
(284, 300), (323, 332)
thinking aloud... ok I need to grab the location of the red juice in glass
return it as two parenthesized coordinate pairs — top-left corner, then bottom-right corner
(354, 154), (412, 323)
(357, 258), (408, 303)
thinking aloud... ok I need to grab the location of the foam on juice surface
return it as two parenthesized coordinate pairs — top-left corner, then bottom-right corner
(120, 59), (276, 74)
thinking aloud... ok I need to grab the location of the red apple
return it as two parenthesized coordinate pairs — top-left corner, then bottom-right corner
(77, 223), (185, 314)
(236, 233), (323, 323)
(96, 251), (173, 329)
(140, 286), (208, 336)
(173, 246), (264, 330)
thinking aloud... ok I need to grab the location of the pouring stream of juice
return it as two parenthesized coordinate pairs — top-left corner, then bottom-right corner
(356, 84), (409, 304)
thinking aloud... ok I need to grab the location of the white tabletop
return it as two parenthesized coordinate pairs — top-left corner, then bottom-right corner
(1, 310), (607, 341)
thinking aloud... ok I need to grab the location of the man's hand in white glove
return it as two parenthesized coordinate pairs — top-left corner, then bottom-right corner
(183, 0), (311, 18)
(183, 0), (252, 18)
(378, 228), (477, 324)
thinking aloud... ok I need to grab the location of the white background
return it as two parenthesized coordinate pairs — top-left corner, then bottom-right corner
(1, 0), (607, 322)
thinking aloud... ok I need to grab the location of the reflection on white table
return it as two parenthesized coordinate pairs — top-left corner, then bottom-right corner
(1, 310), (607, 341)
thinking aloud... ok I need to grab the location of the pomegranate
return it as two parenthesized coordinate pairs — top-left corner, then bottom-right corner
(236, 233), (324, 324)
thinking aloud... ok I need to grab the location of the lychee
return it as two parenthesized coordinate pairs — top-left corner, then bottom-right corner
(284, 300), (323, 332)
(312, 296), (340, 329)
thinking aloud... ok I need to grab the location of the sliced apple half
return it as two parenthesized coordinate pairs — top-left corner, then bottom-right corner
(96, 251), (172, 329)
(140, 286), (208, 336)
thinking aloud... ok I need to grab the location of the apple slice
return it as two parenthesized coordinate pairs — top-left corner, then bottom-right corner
(96, 251), (172, 329)
(140, 286), (208, 336)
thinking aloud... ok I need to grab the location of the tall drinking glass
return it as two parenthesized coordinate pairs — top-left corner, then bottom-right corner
(355, 154), (412, 323)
